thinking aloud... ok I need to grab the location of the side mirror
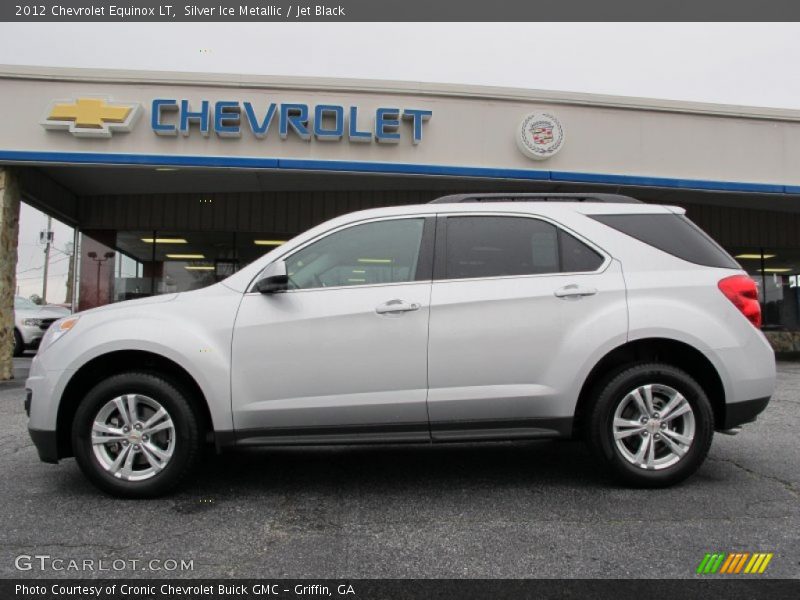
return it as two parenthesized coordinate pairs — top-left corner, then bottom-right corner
(254, 260), (289, 294)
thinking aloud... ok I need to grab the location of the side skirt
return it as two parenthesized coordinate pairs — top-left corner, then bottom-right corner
(431, 417), (573, 442)
(222, 417), (573, 448)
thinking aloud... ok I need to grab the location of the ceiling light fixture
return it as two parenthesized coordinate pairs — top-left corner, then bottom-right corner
(141, 238), (188, 244)
(358, 258), (392, 264)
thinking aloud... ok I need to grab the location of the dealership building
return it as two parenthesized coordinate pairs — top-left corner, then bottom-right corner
(1, 65), (799, 351)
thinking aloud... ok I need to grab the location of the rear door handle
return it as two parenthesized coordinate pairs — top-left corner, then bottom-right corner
(375, 300), (421, 314)
(554, 285), (598, 298)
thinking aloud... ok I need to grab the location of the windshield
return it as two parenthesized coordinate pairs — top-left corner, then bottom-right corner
(14, 296), (38, 310)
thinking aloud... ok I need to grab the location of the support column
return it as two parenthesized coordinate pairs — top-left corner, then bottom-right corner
(0, 167), (21, 380)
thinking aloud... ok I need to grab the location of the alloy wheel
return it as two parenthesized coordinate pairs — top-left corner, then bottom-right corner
(611, 383), (696, 470)
(90, 394), (176, 481)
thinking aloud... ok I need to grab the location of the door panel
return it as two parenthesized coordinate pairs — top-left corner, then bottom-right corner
(232, 283), (432, 438)
(427, 214), (627, 439)
(231, 216), (435, 442)
(428, 265), (627, 437)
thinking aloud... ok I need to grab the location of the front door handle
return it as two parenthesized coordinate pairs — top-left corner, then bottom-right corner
(375, 299), (421, 314)
(554, 284), (598, 298)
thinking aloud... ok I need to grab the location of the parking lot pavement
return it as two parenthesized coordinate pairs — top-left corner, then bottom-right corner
(0, 362), (797, 580)
(2, 355), (32, 387)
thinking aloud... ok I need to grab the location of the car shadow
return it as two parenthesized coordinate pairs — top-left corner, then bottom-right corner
(178, 439), (612, 497)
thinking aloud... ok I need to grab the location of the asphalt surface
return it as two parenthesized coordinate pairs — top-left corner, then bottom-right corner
(0, 356), (798, 579)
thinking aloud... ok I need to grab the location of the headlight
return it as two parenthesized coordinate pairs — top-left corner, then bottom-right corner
(38, 316), (80, 351)
(22, 318), (43, 327)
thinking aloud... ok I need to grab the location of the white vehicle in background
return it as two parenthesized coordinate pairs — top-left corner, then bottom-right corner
(14, 296), (70, 356)
(25, 193), (776, 497)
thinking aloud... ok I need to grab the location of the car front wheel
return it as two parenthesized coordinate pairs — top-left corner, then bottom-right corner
(72, 372), (201, 498)
(13, 329), (23, 357)
(588, 363), (714, 487)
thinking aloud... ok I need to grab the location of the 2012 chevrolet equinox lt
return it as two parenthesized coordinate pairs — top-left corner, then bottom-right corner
(25, 193), (776, 497)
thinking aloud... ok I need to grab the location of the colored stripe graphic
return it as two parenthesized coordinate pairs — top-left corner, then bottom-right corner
(719, 554), (736, 574)
(745, 554), (761, 573)
(699, 552), (773, 574)
(734, 553), (749, 573)
(758, 554), (774, 573)
(744, 553), (774, 574)
(710, 553), (726, 573)
(697, 553), (727, 574)
(696, 553), (712, 574)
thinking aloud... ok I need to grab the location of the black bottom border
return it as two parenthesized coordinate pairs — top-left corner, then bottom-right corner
(4, 579), (798, 600)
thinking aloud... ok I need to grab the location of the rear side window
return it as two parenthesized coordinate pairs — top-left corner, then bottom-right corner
(590, 213), (739, 269)
(443, 216), (603, 279)
(560, 231), (604, 272)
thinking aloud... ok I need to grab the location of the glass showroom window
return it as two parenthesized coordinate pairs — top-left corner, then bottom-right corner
(80, 229), (303, 308)
(731, 248), (800, 331)
(78, 232), (118, 311)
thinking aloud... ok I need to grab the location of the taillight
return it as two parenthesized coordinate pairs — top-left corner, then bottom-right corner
(718, 275), (762, 328)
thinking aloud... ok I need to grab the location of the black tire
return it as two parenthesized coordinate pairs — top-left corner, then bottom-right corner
(72, 372), (202, 498)
(13, 329), (24, 357)
(588, 362), (714, 487)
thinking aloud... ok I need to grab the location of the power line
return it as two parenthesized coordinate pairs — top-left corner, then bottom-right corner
(16, 273), (69, 282)
(15, 255), (70, 275)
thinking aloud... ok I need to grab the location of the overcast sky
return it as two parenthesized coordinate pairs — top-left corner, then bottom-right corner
(3, 22), (799, 301)
(2, 23), (800, 108)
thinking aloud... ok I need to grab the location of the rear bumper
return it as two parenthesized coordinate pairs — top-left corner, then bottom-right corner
(723, 397), (770, 429)
(28, 428), (59, 464)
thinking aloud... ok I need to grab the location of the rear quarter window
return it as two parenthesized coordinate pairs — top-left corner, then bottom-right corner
(590, 213), (740, 269)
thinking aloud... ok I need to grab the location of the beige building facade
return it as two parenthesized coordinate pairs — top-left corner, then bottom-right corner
(0, 65), (798, 343)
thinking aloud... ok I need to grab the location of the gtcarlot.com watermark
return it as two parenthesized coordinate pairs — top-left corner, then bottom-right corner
(14, 554), (194, 572)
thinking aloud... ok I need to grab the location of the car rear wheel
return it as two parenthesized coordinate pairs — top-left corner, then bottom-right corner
(13, 329), (23, 357)
(72, 372), (201, 498)
(588, 363), (714, 487)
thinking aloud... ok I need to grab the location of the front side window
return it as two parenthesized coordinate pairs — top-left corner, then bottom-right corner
(286, 218), (425, 290)
(444, 216), (603, 280)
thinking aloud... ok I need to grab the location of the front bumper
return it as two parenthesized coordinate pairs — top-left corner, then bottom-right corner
(18, 324), (44, 348)
(26, 354), (71, 463)
(28, 427), (59, 464)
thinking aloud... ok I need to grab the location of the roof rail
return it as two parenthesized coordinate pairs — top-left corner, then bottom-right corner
(428, 193), (642, 204)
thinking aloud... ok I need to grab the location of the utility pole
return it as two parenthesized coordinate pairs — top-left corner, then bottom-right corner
(64, 239), (75, 307)
(40, 216), (53, 304)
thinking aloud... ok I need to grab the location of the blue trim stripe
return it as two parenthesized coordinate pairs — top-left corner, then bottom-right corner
(0, 149), (796, 195)
(551, 170), (786, 194)
(0, 150), (279, 170)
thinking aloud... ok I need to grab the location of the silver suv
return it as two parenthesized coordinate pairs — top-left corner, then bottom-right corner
(26, 194), (776, 497)
(14, 296), (70, 356)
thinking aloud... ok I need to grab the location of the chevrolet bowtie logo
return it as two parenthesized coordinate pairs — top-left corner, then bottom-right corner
(41, 97), (141, 138)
